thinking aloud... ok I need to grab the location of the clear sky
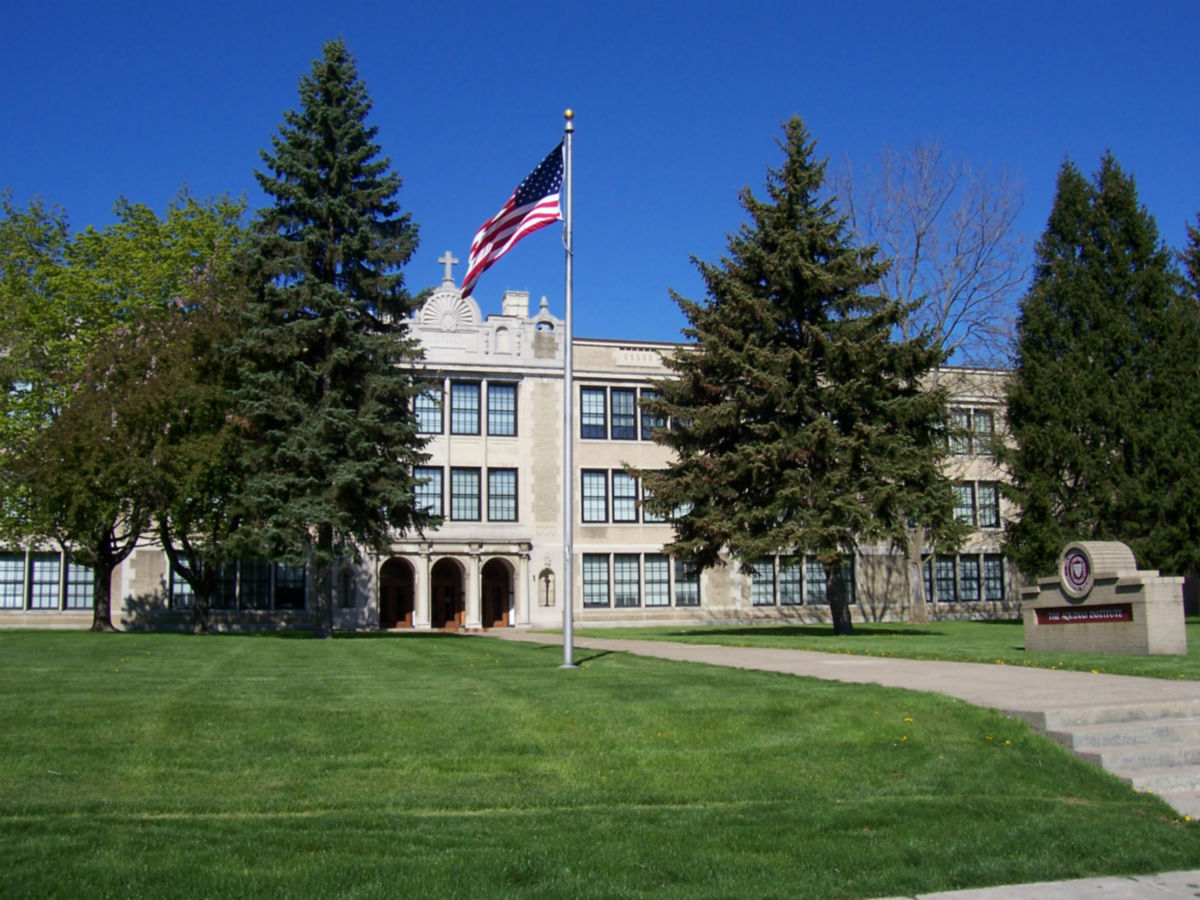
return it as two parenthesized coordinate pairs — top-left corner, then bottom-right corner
(3, 0), (1197, 344)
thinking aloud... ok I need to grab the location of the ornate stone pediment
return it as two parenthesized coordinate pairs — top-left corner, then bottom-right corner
(420, 286), (481, 332)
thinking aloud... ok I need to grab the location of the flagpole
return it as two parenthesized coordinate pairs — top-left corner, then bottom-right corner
(561, 109), (576, 669)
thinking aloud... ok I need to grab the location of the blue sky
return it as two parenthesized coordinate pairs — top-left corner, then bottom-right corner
(3, 0), (1197, 344)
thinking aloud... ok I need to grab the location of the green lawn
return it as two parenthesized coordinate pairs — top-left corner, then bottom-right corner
(576, 617), (1200, 681)
(1, 631), (1197, 899)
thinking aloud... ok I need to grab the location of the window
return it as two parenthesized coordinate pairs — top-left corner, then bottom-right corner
(751, 560), (775, 606)
(241, 560), (272, 609)
(644, 554), (670, 607)
(583, 554), (609, 607)
(612, 472), (638, 522)
(613, 554), (640, 607)
(0, 553), (24, 609)
(949, 407), (996, 455)
(978, 483), (1001, 529)
(641, 484), (666, 523)
(450, 468), (481, 521)
(610, 388), (636, 440)
(488, 468), (517, 521)
(581, 470), (608, 523)
(983, 554), (1005, 602)
(415, 384), (443, 434)
(274, 563), (306, 609)
(581, 387), (607, 439)
(450, 382), (480, 435)
(673, 559), (700, 607)
(779, 560), (802, 606)
(804, 558), (855, 606)
(414, 467), (443, 516)
(639, 389), (664, 440)
(64, 558), (94, 610)
(927, 553), (1008, 604)
(205, 559), (311, 611)
(959, 556), (981, 601)
(169, 565), (195, 610)
(954, 483), (976, 526)
(934, 557), (957, 603)
(28, 553), (60, 610)
(487, 383), (517, 436)
(973, 410), (995, 456)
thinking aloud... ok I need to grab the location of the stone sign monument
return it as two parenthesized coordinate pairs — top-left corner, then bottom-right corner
(1021, 541), (1187, 656)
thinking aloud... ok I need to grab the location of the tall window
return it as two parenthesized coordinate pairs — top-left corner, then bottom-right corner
(779, 560), (802, 605)
(983, 555), (1005, 602)
(241, 560), (272, 609)
(613, 554), (640, 607)
(973, 410), (995, 456)
(488, 468), (517, 521)
(64, 558), (94, 610)
(583, 554), (609, 607)
(949, 409), (972, 455)
(959, 556), (981, 601)
(487, 383), (517, 436)
(934, 557), (957, 602)
(641, 484), (666, 523)
(450, 468), (481, 521)
(673, 559), (700, 607)
(415, 384), (443, 434)
(28, 553), (60, 610)
(273, 563), (306, 609)
(169, 565), (195, 609)
(639, 389), (664, 440)
(581, 387), (607, 439)
(610, 388), (636, 440)
(581, 470), (608, 523)
(978, 483), (1001, 529)
(644, 554), (670, 607)
(612, 472), (638, 522)
(0, 553), (24, 609)
(954, 483), (977, 525)
(450, 382), (480, 435)
(414, 467), (443, 516)
(751, 560), (775, 606)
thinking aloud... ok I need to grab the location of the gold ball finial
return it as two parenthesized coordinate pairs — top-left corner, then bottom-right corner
(564, 109), (574, 120)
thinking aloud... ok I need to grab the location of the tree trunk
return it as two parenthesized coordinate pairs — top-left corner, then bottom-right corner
(907, 525), (931, 624)
(89, 556), (118, 632)
(828, 562), (855, 636)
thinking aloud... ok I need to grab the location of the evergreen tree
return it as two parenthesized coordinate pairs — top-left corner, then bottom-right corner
(236, 39), (432, 636)
(640, 118), (956, 635)
(1004, 155), (1200, 576)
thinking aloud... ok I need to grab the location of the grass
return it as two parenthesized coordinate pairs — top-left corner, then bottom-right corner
(575, 616), (1200, 680)
(1, 630), (1197, 899)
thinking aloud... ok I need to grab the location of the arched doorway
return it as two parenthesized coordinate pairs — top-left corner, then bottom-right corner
(379, 558), (414, 629)
(430, 558), (465, 631)
(481, 558), (512, 628)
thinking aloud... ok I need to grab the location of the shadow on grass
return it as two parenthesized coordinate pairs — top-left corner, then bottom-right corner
(668, 625), (950, 638)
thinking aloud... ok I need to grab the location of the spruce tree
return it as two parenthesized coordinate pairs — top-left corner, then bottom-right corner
(1005, 155), (1200, 576)
(640, 118), (955, 635)
(236, 39), (432, 636)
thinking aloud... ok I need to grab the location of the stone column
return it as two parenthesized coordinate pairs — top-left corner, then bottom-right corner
(465, 545), (482, 630)
(413, 546), (432, 630)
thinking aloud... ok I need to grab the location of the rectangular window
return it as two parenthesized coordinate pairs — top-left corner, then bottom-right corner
(415, 384), (443, 434)
(639, 389), (665, 440)
(581, 387), (607, 439)
(0, 553), (24, 609)
(934, 557), (957, 603)
(169, 564), (195, 610)
(949, 409), (972, 455)
(64, 558), (94, 610)
(581, 470), (608, 523)
(954, 483), (977, 526)
(779, 560), (802, 606)
(805, 558), (828, 605)
(214, 561), (239, 610)
(959, 556), (981, 602)
(583, 554), (610, 607)
(612, 471), (638, 522)
(751, 559), (776, 606)
(984, 555), (1005, 602)
(488, 468), (517, 522)
(450, 382), (480, 435)
(450, 468), (481, 521)
(973, 410), (995, 456)
(673, 559), (700, 607)
(641, 484), (666, 523)
(978, 482), (1001, 529)
(241, 560), (272, 609)
(274, 563), (306, 609)
(610, 388), (636, 440)
(613, 554), (640, 607)
(414, 466), (443, 516)
(644, 554), (670, 607)
(487, 383), (517, 436)
(28, 552), (60, 610)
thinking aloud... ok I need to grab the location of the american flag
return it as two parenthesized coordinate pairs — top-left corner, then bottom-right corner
(460, 142), (564, 298)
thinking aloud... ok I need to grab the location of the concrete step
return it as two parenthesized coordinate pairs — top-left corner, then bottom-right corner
(1045, 716), (1200, 750)
(1156, 789), (1200, 819)
(1121, 765), (1200, 794)
(1023, 697), (1200, 731)
(1077, 741), (1200, 772)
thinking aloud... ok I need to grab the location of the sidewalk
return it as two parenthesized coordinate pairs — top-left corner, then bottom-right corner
(483, 629), (1200, 899)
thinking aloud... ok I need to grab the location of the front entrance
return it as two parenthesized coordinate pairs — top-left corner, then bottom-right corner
(379, 558), (414, 629)
(430, 558), (465, 631)
(481, 559), (512, 628)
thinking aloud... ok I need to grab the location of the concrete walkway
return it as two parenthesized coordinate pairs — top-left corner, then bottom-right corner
(482, 630), (1200, 899)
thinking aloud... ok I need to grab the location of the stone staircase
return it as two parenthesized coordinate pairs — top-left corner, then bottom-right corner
(1011, 698), (1200, 819)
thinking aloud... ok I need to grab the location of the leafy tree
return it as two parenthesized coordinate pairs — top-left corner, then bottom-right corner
(1004, 155), (1200, 576)
(235, 38), (432, 637)
(639, 118), (956, 635)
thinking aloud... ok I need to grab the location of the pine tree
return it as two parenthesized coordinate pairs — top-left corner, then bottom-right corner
(1005, 155), (1200, 576)
(235, 39), (432, 636)
(640, 118), (956, 635)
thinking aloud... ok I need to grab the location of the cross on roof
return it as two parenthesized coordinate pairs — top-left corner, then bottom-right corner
(438, 251), (459, 285)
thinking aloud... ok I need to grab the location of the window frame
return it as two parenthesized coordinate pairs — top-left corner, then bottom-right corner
(450, 381), (481, 436)
(450, 467), (481, 521)
(487, 382), (517, 437)
(487, 468), (518, 522)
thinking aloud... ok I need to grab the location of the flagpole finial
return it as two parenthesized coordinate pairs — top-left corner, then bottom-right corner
(564, 109), (574, 131)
